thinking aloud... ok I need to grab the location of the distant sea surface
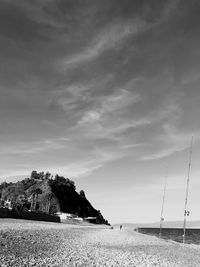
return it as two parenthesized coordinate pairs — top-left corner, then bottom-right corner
(137, 227), (200, 245)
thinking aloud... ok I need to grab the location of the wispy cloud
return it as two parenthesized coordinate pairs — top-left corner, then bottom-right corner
(61, 19), (147, 67)
(141, 124), (198, 161)
(78, 89), (141, 124)
(2, 0), (64, 29)
(161, 0), (180, 20)
(46, 146), (126, 178)
(60, 0), (180, 68)
(142, 146), (185, 161)
(49, 161), (103, 178)
(52, 74), (114, 112)
(0, 137), (69, 156)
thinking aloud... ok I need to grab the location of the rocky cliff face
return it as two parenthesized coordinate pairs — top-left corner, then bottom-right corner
(0, 173), (108, 225)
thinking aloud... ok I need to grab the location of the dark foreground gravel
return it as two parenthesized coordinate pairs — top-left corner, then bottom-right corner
(0, 219), (200, 266)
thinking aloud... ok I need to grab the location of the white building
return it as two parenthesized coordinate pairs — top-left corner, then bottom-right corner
(56, 212), (80, 220)
(4, 199), (12, 210)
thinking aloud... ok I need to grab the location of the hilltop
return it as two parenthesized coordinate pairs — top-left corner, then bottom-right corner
(0, 171), (108, 224)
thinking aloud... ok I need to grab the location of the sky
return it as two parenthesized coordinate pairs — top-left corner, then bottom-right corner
(1, 0), (200, 224)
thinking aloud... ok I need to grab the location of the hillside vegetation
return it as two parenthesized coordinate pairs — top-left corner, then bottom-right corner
(0, 171), (108, 224)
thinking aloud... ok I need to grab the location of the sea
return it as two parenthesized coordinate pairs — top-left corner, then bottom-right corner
(137, 227), (200, 244)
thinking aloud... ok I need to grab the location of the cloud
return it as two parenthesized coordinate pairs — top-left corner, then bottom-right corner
(49, 161), (103, 178)
(79, 110), (101, 124)
(39, 144), (125, 178)
(61, 19), (147, 67)
(1, 0), (63, 29)
(161, 0), (180, 20)
(52, 74), (114, 113)
(122, 143), (145, 149)
(141, 124), (198, 161)
(0, 137), (69, 156)
(1, 145), (123, 179)
(78, 89), (141, 125)
(60, 0), (180, 68)
(142, 147), (185, 161)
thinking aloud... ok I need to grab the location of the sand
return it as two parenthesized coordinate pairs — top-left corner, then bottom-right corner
(0, 219), (200, 266)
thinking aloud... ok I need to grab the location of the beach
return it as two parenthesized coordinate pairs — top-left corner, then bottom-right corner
(0, 219), (200, 266)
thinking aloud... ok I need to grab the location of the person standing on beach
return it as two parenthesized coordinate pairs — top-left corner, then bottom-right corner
(120, 225), (122, 230)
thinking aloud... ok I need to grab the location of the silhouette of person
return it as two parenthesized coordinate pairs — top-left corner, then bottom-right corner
(120, 225), (122, 230)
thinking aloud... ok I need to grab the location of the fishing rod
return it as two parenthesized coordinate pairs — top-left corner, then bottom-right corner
(183, 136), (193, 244)
(159, 168), (168, 238)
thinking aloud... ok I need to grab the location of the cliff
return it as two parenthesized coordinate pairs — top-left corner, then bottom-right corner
(0, 171), (108, 225)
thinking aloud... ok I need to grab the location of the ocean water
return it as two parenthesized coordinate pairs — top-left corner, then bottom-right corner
(137, 227), (200, 244)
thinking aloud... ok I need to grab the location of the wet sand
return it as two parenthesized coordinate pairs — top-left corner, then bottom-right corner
(0, 219), (200, 266)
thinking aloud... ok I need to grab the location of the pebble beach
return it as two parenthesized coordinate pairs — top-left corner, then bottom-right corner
(0, 219), (200, 267)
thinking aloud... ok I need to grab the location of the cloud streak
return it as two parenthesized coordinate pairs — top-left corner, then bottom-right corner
(61, 19), (147, 67)
(141, 124), (199, 161)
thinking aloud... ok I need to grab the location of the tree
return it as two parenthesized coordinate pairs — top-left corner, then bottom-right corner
(79, 190), (85, 198)
(44, 171), (51, 180)
(39, 172), (44, 180)
(30, 170), (44, 180)
(35, 188), (42, 195)
(31, 171), (38, 179)
(15, 194), (28, 212)
(30, 192), (36, 211)
(47, 193), (54, 214)
(54, 175), (66, 185)
(35, 188), (42, 211)
(30, 188), (43, 211)
(49, 205), (57, 215)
